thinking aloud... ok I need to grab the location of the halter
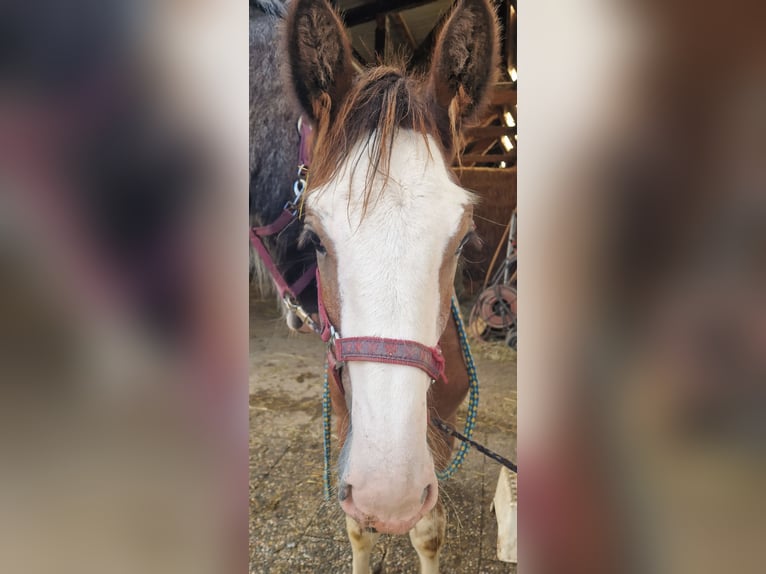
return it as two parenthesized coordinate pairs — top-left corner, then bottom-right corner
(250, 117), (319, 331)
(315, 267), (448, 395)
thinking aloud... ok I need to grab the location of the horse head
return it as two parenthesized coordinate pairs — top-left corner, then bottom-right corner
(286, 0), (499, 534)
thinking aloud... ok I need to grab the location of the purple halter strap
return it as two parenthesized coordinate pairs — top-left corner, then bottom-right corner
(316, 268), (447, 395)
(249, 117), (315, 302)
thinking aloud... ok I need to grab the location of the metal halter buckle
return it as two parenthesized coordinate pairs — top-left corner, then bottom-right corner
(293, 174), (306, 198)
(293, 164), (309, 195)
(327, 326), (345, 370)
(283, 200), (298, 215)
(282, 294), (320, 334)
(289, 164), (308, 215)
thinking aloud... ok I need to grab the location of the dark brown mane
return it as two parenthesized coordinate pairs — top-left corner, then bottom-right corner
(306, 65), (456, 214)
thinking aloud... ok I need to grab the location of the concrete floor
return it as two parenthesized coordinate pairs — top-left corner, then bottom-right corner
(249, 299), (517, 573)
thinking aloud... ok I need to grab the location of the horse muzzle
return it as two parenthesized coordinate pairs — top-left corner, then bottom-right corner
(339, 475), (438, 535)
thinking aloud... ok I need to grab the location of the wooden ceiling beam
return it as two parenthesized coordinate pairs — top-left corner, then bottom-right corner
(459, 152), (516, 164)
(490, 83), (517, 106)
(465, 126), (516, 139)
(337, 0), (435, 27)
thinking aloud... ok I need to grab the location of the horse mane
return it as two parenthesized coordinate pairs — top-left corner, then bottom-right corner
(307, 65), (457, 217)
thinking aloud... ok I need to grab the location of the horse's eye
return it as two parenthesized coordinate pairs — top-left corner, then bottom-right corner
(307, 231), (326, 255)
(456, 231), (478, 255)
(300, 228), (326, 255)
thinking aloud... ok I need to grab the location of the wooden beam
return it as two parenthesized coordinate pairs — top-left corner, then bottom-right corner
(465, 126), (516, 139)
(490, 83), (517, 106)
(339, 0), (435, 27)
(458, 153), (516, 164)
(466, 139), (496, 154)
(454, 166), (517, 176)
(462, 134), (504, 167)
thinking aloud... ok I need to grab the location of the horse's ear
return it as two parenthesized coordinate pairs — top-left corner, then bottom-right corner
(429, 0), (500, 128)
(286, 0), (355, 123)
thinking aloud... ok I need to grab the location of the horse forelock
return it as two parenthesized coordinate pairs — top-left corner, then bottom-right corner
(306, 64), (456, 219)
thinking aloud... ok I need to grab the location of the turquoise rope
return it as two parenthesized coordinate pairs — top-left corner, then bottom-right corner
(322, 366), (332, 500)
(321, 297), (479, 499)
(436, 297), (479, 480)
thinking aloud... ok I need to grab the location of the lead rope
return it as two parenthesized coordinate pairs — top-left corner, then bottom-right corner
(435, 297), (479, 480)
(321, 297), (479, 500)
(322, 366), (332, 500)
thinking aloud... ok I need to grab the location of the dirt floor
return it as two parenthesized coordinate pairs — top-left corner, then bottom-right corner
(249, 297), (517, 573)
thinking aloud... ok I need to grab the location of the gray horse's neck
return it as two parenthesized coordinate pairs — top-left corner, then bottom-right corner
(249, 0), (299, 224)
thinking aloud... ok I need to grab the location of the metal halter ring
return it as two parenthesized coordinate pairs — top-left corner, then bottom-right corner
(282, 294), (320, 334)
(293, 164), (308, 200)
(293, 178), (306, 197)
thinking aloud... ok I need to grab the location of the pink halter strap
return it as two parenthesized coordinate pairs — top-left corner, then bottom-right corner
(249, 116), (316, 302)
(316, 268), (448, 394)
(250, 223), (315, 301)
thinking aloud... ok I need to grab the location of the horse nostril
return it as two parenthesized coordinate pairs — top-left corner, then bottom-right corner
(420, 485), (430, 505)
(339, 482), (351, 502)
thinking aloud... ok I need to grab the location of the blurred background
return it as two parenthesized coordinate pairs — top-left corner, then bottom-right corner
(521, 0), (766, 572)
(0, 1), (248, 573)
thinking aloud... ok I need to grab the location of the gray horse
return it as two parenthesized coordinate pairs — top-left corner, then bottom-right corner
(250, 0), (317, 324)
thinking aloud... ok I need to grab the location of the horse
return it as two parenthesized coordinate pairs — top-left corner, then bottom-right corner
(250, 1), (499, 572)
(250, 0), (319, 328)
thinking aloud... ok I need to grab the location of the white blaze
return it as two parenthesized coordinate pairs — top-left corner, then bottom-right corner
(307, 130), (471, 516)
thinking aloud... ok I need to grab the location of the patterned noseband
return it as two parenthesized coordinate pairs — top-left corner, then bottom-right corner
(316, 268), (448, 394)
